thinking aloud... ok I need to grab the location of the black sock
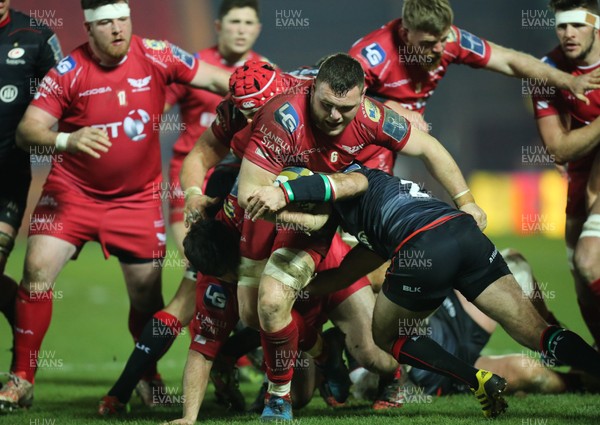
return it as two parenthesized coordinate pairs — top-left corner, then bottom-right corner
(0, 274), (18, 370)
(542, 325), (600, 378)
(393, 335), (479, 389)
(344, 346), (360, 371)
(109, 316), (178, 402)
(220, 327), (261, 362)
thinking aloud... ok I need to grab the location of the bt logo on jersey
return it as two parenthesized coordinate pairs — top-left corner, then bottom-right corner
(92, 109), (150, 141)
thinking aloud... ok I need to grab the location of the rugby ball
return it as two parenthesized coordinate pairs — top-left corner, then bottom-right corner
(274, 166), (313, 185)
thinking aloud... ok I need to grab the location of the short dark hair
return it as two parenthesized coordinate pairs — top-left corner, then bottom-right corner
(549, 0), (600, 13)
(218, 0), (260, 20)
(81, 0), (128, 10)
(316, 53), (365, 96)
(183, 219), (240, 277)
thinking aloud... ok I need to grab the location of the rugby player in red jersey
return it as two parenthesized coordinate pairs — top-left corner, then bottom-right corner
(237, 53), (486, 420)
(0, 0), (231, 413)
(533, 0), (600, 353)
(92, 61), (317, 416)
(182, 61), (401, 411)
(350, 0), (600, 129)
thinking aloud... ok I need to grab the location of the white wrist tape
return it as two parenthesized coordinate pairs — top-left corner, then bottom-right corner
(84, 3), (131, 23)
(184, 186), (203, 201)
(55, 132), (70, 151)
(452, 189), (471, 201)
(555, 10), (600, 29)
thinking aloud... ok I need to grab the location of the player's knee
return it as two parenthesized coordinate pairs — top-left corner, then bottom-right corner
(239, 304), (260, 329)
(257, 292), (288, 324)
(22, 260), (54, 292)
(575, 214), (600, 281)
(263, 248), (315, 292)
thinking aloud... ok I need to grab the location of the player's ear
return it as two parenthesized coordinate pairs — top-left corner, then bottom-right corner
(399, 26), (409, 43)
(83, 21), (92, 34)
(215, 19), (222, 33)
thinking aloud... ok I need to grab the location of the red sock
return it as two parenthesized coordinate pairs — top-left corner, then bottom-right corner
(13, 287), (53, 383)
(261, 320), (298, 386)
(291, 309), (318, 352)
(152, 310), (182, 361)
(129, 305), (161, 379)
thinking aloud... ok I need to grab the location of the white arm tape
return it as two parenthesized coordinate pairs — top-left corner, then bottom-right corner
(55, 132), (70, 151)
(184, 186), (203, 201)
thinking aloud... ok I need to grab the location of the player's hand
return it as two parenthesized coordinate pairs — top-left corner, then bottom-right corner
(184, 194), (220, 227)
(66, 127), (112, 158)
(459, 202), (487, 231)
(571, 69), (600, 105)
(246, 186), (287, 221)
(160, 419), (195, 425)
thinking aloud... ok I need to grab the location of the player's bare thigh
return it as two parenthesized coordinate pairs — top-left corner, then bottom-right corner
(120, 261), (163, 312)
(329, 285), (398, 375)
(471, 274), (547, 351)
(372, 290), (433, 352)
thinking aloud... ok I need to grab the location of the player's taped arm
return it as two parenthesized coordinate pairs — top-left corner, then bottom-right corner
(306, 244), (386, 297)
(536, 113), (600, 163)
(279, 169), (368, 204)
(166, 349), (213, 425)
(189, 60), (231, 95)
(485, 42), (600, 104)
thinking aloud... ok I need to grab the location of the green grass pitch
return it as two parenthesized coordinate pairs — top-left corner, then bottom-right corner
(0, 234), (599, 424)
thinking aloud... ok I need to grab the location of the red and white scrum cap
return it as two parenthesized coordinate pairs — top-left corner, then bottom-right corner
(230, 60), (282, 113)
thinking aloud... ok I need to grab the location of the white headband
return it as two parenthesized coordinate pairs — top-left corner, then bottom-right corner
(555, 10), (600, 29)
(84, 3), (130, 23)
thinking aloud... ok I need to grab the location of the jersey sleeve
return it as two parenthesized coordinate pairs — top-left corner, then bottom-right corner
(532, 56), (562, 119)
(189, 278), (239, 359)
(152, 40), (199, 85)
(373, 101), (412, 152)
(451, 26), (491, 68)
(211, 97), (240, 147)
(30, 56), (76, 119)
(35, 30), (63, 79)
(164, 82), (187, 106)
